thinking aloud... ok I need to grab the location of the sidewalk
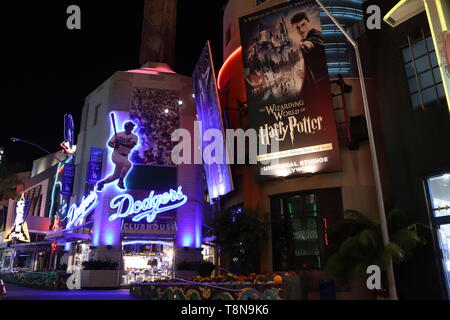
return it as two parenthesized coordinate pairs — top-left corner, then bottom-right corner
(1, 283), (142, 300)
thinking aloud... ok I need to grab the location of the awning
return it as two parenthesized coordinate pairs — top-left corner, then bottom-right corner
(44, 221), (93, 241)
(10, 241), (52, 248)
(45, 232), (91, 241)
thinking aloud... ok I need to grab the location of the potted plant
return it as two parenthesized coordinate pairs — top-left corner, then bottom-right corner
(80, 259), (119, 289)
(324, 209), (429, 299)
(175, 261), (198, 279)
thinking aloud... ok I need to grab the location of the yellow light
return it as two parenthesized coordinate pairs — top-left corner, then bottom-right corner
(436, 0), (448, 31)
(383, 0), (410, 26)
(424, 0), (450, 111)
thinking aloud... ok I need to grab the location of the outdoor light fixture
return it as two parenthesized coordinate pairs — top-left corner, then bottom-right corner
(383, 0), (425, 27)
(164, 108), (170, 114)
(178, 100), (183, 106)
(10, 137), (66, 163)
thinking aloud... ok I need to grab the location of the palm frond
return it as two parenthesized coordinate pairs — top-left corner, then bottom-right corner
(344, 209), (378, 228)
(358, 229), (380, 251)
(383, 242), (406, 266)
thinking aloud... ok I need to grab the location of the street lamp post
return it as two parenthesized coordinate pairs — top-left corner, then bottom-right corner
(10, 137), (66, 164)
(315, 0), (398, 300)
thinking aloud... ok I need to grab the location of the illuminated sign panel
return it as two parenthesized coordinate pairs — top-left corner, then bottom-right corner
(5, 194), (31, 242)
(239, 0), (342, 180)
(121, 221), (177, 235)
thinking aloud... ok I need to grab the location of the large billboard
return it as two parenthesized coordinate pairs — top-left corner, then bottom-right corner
(239, 0), (341, 180)
(193, 41), (234, 201)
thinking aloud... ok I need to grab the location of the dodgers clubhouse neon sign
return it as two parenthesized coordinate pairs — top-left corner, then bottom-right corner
(109, 186), (188, 223)
(63, 187), (187, 229)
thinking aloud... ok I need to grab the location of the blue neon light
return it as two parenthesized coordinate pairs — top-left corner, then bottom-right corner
(109, 186), (188, 223)
(122, 240), (173, 247)
(101, 112), (141, 193)
(65, 191), (98, 229)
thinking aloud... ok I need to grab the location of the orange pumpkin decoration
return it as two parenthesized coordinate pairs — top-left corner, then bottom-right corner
(273, 275), (283, 284)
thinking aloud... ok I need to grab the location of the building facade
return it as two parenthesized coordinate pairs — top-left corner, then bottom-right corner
(365, 0), (450, 300)
(217, 0), (386, 299)
(38, 62), (209, 288)
(0, 153), (62, 273)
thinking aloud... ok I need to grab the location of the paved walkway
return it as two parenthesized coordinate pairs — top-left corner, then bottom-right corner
(1, 283), (142, 300)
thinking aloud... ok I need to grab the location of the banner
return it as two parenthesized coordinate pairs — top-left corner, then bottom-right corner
(61, 163), (76, 196)
(86, 147), (104, 184)
(239, 0), (342, 180)
(193, 41), (234, 201)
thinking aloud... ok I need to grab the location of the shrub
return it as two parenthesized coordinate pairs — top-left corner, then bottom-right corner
(196, 261), (215, 277)
(82, 260), (118, 270)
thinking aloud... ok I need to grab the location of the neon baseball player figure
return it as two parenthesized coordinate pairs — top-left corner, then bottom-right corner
(97, 120), (139, 191)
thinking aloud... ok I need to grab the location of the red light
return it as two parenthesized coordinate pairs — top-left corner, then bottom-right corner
(217, 46), (242, 90)
(323, 218), (329, 246)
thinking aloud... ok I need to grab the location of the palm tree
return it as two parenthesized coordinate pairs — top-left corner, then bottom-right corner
(324, 209), (429, 284)
(0, 163), (23, 201)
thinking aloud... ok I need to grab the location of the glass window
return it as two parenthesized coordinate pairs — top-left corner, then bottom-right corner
(402, 34), (444, 109)
(415, 55), (430, 73)
(412, 40), (427, 58)
(427, 173), (450, 218)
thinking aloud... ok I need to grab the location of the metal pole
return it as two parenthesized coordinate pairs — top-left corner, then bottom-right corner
(315, 0), (398, 300)
(10, 138), (65, 164)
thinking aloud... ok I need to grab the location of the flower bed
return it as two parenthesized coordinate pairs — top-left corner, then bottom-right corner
(130, 272), (305, 300)
(187, 272), (297, 284)
(130, 282), (283, 300)
(0, 271), (69, 290)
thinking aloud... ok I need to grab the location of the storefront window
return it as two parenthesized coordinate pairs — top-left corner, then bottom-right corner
(426, 171), (450, 298)
(436, 224), (450, 298)
(121, 241), (174, 285)
(271, 188), (343, 271)
(427, 173), (450, 218)
(202, 244), (215, 264)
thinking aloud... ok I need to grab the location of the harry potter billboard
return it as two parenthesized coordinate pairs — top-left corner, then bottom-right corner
(239, 0), (342, 180)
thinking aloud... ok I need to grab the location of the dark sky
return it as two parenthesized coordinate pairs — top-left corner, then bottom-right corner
(0, 0), (226, 171)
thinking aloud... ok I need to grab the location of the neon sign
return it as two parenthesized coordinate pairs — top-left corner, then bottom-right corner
(66, 191), (98, 229)
(5, 194), (30, 242)
(109, 186), (188, 223)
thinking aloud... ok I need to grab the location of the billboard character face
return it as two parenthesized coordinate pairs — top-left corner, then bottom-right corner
(97, 119), (139, 191)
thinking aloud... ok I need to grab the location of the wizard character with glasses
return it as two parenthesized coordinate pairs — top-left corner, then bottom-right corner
(97, 121), (139, 191)
(290, 11), (328, 87)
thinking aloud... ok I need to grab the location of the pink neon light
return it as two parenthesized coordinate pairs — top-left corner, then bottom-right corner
(323, 218), (329, 246)
(217, 46), (242, 90)
(126, 66), (176, 75)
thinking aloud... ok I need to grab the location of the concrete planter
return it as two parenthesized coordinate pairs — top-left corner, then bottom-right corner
(80, 270), (120, 289)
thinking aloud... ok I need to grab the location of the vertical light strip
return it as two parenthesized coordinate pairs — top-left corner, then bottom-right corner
(436, 0), (448, 31)
(424, 0), (450, 111)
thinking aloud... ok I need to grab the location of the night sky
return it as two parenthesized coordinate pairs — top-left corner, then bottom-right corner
(0, 0), (226, 171)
